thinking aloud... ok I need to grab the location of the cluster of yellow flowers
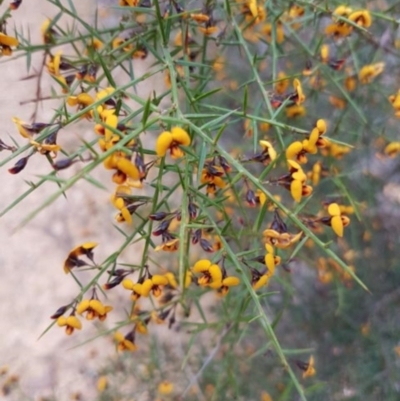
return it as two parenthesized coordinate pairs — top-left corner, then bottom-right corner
(5, 2), (400, 392)
(325, 6), (372, 38)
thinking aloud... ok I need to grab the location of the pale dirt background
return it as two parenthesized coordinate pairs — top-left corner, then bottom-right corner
(0, 1), (170, 400)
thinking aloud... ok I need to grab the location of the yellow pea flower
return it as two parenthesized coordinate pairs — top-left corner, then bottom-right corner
(264, 229), (302, 249)
(219, 276), (240, 296)
(164, 272), (192, 289)
(344, 72), (357, 93)
(154, 238), (179, 252)
(320, 44), (329, 63)
(155, 127), (191, 158)
(286, 141), (307, 164)
(0, 32), (19, 56)
(309, 161), (323, 186)
(359, 62), (385, 84)
(265, 244), (280, 276)
(261, 391), (273, 401)
(46, 51), (62, 76)
(252, 273), (269, 290)
(259, 140), (277, 162)
(122, 278), (143, 301)
(326, 202), (350, 237)
(242, 1), (266, 25)
(76, 299), (113, 321)
(302, 119), (328, 154)
(292, 78), (305, 105)
(63, 242), (98, 274)
(115, 157), (140, 181)
(97, 376), (108, 392)
(57, 315), (82, 335)
(247, 0), (258, 18)
(285, 104), (306, 118)
(316, 257), (334, 284)
(296, 355), (316, 378)
(325, 22), (353, 38)
(255, 189), (267, 206)
(329, 96), (346, 110)
(200, 163), (226, 191)
(262, 21), (284, 44)
(193, 260), (222, 289)
(288, 160), (311, 203)
(322, 142), (351, 159)
(122, 275), (168, 299)
(303, 356), (316, 378)
(11, 117), (54, 139)
(114, 331), (137, 352)
(198, 25), (219, 36)
(145, 275), (169, 297)
(119, 0), (139, 6)
(388, 90), (400, 108)
(333, 5), (353, 19)
(158, 380), (174, 395)
(384, 142), (400, 157)
(41, 18), (57, 43)
(348, 10), (372, 28)
(67, 92), (94, 107)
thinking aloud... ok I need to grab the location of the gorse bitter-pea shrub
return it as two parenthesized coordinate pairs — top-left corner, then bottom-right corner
(2, 1), (400, 400)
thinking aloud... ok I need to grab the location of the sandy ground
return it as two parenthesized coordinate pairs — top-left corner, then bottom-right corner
(0, 2), (162, 400)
